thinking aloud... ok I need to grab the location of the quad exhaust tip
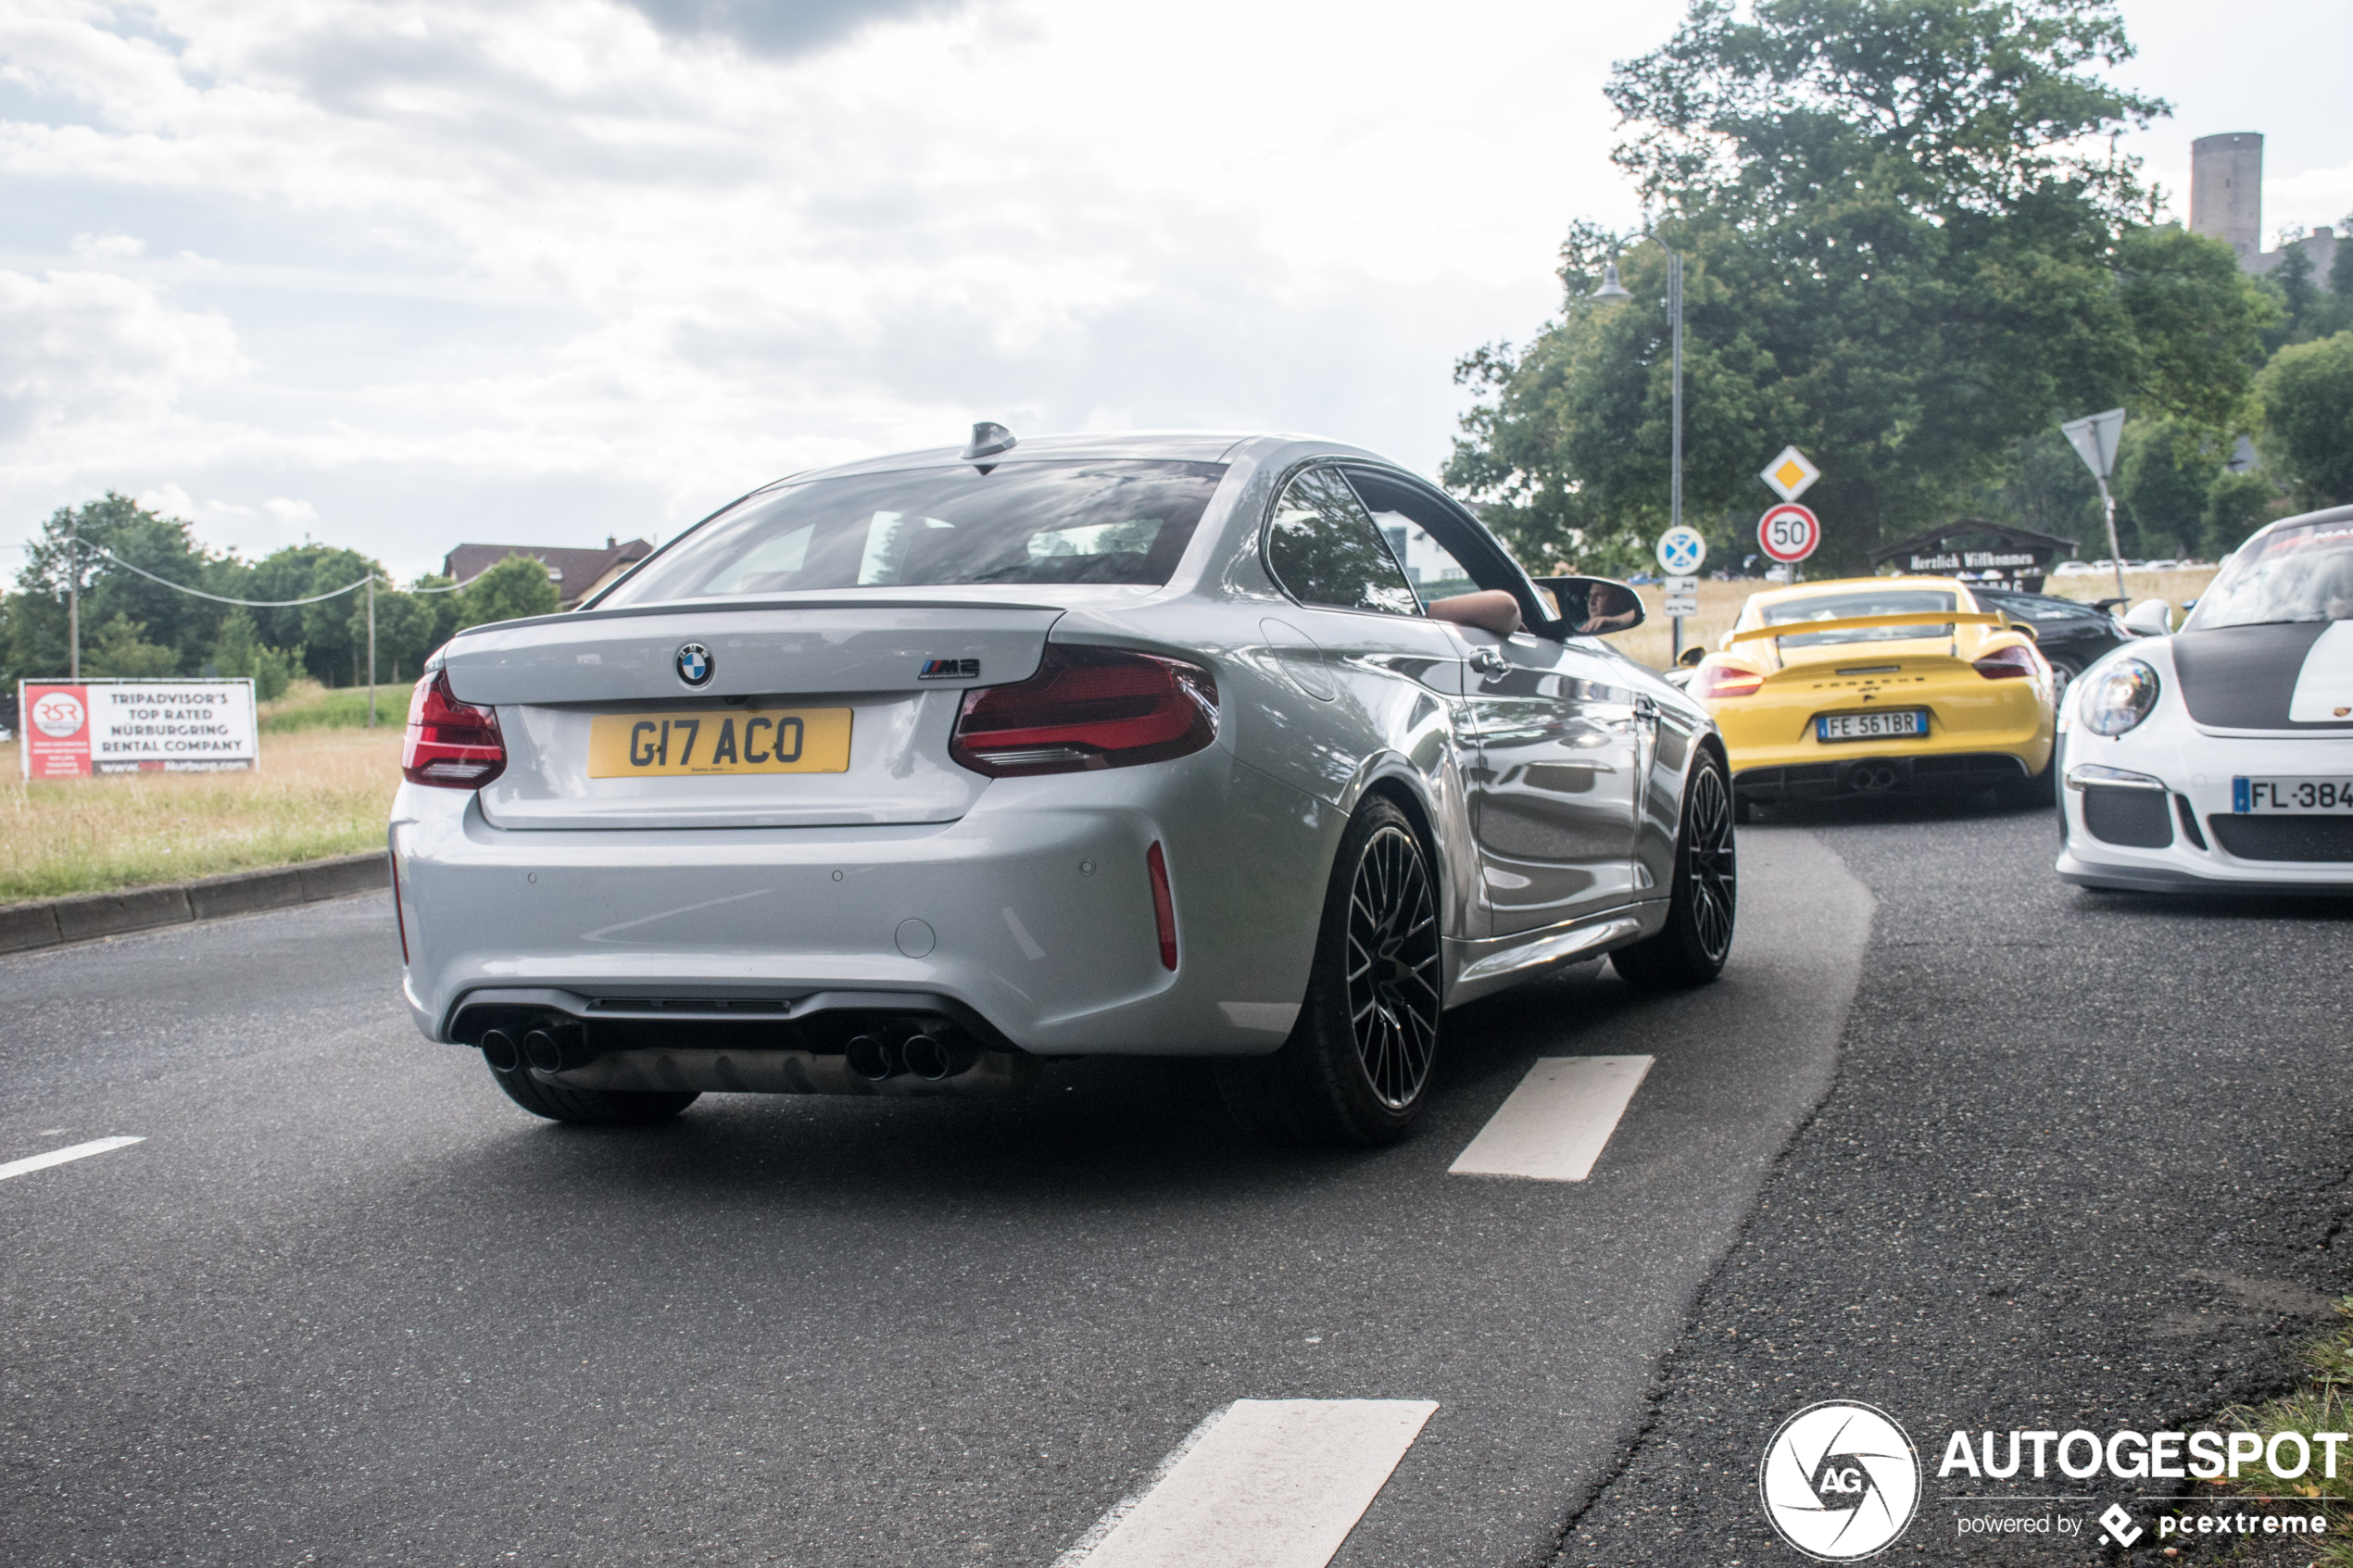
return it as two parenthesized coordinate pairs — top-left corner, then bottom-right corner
(846, 1028), (977, 1082)
(479, 1028), (522, 1073)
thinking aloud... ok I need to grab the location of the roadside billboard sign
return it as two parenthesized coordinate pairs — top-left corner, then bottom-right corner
(18, 679), (259, 780)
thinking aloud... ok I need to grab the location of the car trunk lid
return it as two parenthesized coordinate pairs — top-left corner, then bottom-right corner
(440, 598), (1062, 829)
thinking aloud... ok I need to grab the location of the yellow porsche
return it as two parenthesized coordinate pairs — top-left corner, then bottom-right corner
(1686, 576), (2057, 818)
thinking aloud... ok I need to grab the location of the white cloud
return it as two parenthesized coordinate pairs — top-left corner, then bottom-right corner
(0, 0), (2334, 582)
(0, 267), (244, 444)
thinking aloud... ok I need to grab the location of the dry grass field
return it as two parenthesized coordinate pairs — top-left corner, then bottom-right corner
(0, 726), (402, 905)
(1606, 567), (2221, 671)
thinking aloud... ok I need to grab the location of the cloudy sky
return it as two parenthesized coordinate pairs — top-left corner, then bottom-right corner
(2, 0), (2347, 582)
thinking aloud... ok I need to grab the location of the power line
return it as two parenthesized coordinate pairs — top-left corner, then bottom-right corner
(84, 546), (488, 605)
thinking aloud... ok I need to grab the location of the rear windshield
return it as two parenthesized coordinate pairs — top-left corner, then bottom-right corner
(2184, 521), (2353, 630)
(1761, 589), (1958, 647)
(599, 460), (1226, 606)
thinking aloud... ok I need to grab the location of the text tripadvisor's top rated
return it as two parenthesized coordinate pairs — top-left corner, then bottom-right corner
(1760, 445), (1820, 503)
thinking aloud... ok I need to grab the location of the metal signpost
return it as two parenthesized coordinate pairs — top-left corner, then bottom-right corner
(2059, 408), (2128, 603)
(1655, 524), (1707, 661)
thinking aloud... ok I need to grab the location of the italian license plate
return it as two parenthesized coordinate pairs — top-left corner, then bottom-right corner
(2233, 776), (2353, 813)
(587, 709), (852, 778)
(1816, 709), (1927, 743)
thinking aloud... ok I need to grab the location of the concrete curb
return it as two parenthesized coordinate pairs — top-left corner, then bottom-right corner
(0, 851), (390, 956)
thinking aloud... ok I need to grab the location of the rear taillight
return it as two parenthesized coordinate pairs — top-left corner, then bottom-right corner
(402, 671), (507, 788)
(1971, 644), (2041, 681)
(950, 646), (1218, 778)
(1694, 663), (1765, 700)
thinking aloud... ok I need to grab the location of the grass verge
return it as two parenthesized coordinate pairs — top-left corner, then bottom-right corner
(0, 727), (402, 905)
(2203, 1299), (2353, 1564)
(259, 679), (411, 733)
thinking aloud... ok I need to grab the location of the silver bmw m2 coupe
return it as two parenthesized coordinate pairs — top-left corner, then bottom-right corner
(391, 427), (1737, 1145)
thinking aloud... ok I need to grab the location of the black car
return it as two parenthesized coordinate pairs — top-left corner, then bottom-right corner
(1969, 587), (2130, 696)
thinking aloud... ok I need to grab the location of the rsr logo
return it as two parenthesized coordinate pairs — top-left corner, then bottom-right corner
(31, 692), (86, 737)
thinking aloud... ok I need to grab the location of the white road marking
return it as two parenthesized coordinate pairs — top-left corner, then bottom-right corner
(0, 1135), (145, 1183)
(1448, 1055), (1653, 1182)
(1055, 1399), (1437, 1568)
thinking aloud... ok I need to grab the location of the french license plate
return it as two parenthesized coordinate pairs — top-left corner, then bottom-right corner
(586, 709), (852, 778)
(2233, 776), (2353, 813)
(1816, 709), (1927, 743)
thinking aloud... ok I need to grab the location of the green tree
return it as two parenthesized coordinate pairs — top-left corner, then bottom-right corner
(455, 555), (561, 631)
(2204, 467), (2279, 553)
(347, 585), (437, 686)
(2115, 419), (2221, 557)
(1446, 0), (2269, 574)
(81, 614), (181, 678)
(9, 494), (227, 681)
(210, 608), (302, 701)
(2254, 332), (2353, 510)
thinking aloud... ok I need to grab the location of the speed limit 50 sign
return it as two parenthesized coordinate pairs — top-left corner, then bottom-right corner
(1757, 503), (1820, 564)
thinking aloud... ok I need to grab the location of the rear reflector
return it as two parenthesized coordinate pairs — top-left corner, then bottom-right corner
(389, 850), (410, 966)
(1971, 644), (2041, 680)
(1146, 841), (1177, 971)
(402, 671), (507, 788)
(1694, 663), (1765, 700)
(951, 645), (1217, 777)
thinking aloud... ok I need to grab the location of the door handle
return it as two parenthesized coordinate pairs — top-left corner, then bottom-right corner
(1634, 695), (1660, 728)
(1471, 647), (1508, 681)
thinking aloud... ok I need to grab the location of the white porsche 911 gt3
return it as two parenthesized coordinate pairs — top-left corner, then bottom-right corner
(2057, 506), (2353, 895)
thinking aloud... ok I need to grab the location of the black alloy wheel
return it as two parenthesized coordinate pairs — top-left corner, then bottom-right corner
(1612, 749), (1738, 990)
(1345, 821), (1442, 1111)
(1214, 796), (1443, 1146)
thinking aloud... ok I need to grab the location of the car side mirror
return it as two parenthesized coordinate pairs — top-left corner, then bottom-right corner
(1534, 575), (1646, 637)
(1678, 645), (1705, 667)
(2121, 598), (2174, 636)
(2006, 620), (2040, 641)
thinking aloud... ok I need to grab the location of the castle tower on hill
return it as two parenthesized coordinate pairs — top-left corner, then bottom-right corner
(2187, 131), (2336, 282)
(2190, 132), (2263, 264)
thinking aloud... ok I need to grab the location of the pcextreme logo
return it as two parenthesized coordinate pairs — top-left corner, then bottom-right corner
(1759, 1401), (1922, 1561)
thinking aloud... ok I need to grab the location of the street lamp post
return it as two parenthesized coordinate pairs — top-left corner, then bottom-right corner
(1593, 236), (1685, 656)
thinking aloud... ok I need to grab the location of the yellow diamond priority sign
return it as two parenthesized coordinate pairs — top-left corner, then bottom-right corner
(1760, 445), (1819, 503)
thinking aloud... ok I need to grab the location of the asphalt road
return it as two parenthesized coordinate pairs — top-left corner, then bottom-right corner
(6, 798), (2346, 1567)
(4, 827), (1869, 1568)
(1556, 794), (2353, 1567)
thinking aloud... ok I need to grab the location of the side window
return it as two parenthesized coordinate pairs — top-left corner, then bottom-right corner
(1367, 511), (1478, 607)
(1265, 468), (1420, 615)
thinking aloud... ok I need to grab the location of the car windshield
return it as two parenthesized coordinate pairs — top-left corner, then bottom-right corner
(599, 460), (1225, 606)
(2183, 521), (2353, 630)
(1760, 589), (1957, 647)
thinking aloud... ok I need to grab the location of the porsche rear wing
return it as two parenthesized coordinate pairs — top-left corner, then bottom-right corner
(1726, 611), (2006, 645)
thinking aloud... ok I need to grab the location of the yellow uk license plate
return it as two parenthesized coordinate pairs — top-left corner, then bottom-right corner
(586, 709), (852, 777)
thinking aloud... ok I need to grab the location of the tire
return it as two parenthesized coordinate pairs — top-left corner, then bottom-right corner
(486, 1059), (699, 1126)
(1611, 748), (1737, 991)
(1215, 796), (1441, 1147)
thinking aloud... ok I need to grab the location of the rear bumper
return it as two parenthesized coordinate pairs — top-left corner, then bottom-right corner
(1734, 751), (2032, 800)
(391, 747), (1345, 1057)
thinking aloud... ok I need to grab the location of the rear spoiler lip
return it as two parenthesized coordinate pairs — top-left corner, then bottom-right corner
(1726, 610), (2004, 645)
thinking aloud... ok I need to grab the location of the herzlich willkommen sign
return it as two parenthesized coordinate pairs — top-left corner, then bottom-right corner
(19, 679), (259, 780)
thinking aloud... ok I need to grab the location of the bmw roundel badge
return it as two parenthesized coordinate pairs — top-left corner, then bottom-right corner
(675, 643), (713, 687)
